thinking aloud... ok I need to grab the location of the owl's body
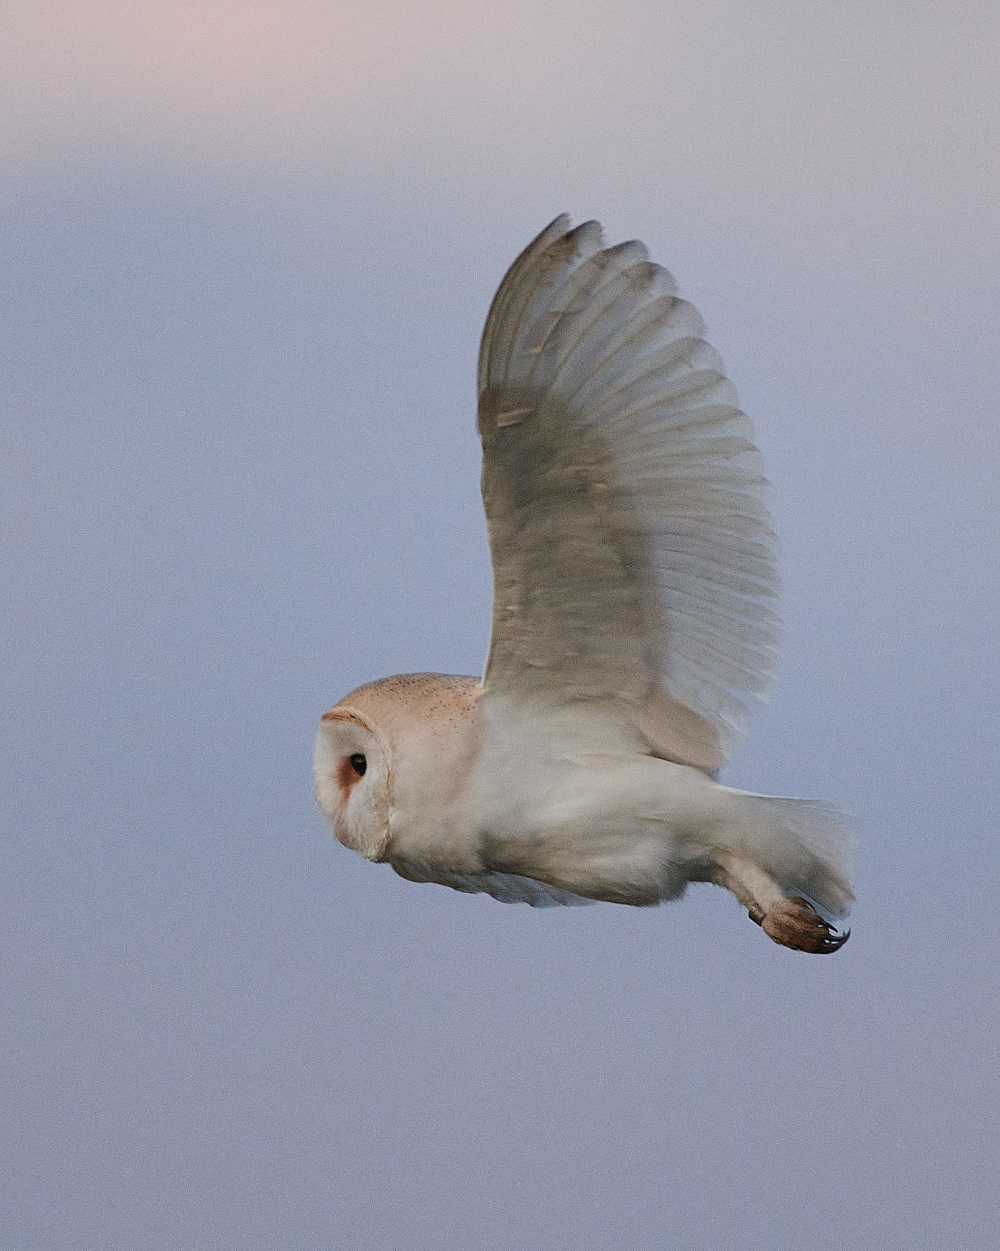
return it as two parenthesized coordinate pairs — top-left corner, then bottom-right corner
(315, 217), (853, 953)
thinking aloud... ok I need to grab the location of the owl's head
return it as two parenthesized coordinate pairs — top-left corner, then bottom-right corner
(314, 673), (482, 862)
(314, 700), (392, 860)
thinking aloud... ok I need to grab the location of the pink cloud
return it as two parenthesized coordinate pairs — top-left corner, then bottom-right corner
(1, 0), (997, 283)
(0, 1), (624, 169)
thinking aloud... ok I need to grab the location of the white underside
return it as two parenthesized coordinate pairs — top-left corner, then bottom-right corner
(384, 697), (853, 916)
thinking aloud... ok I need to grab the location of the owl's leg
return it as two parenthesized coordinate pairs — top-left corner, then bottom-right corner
(697, 852), (850, 954)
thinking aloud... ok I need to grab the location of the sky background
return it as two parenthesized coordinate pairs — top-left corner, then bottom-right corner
(2, 2), (999, 1248)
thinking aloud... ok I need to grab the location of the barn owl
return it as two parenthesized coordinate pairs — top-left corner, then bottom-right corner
(315, 215), (852, 953)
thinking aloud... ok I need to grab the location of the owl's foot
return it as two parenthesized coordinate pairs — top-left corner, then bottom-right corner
(754, 896), (850, 954)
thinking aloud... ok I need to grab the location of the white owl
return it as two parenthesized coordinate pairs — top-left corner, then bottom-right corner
(315, 216), (852, 953)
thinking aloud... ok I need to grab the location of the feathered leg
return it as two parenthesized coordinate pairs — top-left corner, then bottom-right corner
(693, 852), (850, 954)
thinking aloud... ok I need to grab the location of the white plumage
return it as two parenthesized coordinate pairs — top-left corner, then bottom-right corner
(315, 217), (852, 953)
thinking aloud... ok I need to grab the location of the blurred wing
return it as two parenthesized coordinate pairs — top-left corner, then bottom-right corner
(390, 860), (593, 907)
(477, 216), (780, 771)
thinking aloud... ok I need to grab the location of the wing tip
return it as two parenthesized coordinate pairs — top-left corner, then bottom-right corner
(542, 211), (572, 238)
(526, 215), (607, 262)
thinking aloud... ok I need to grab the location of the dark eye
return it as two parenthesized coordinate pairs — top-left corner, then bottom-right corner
(349, 753), (367, 777)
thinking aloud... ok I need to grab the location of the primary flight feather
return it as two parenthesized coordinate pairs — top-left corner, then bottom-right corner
(315, 216), (852, 953)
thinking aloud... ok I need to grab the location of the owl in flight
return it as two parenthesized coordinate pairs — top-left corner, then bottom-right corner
(315, 216), (851, 953)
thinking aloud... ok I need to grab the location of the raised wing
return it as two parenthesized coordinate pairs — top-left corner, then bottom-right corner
(477, 216), (780, 771)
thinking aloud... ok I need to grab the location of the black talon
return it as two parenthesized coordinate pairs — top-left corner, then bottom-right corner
(821, 928), (850, 952)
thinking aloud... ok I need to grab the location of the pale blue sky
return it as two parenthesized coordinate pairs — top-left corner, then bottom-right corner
(2, 3), (998, 1247)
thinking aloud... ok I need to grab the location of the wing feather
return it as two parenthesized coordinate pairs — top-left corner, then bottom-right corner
(477, 217), (781, 769)
(390, 861), (593, 907)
